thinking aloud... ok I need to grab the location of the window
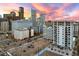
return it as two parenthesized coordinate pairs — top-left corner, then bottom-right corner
(58, 50), (60, 52)
(62, 42), (64, 44)
(62, 38), (64, 39)
(66, 53), (69, 55)
(62, 34), (64, 35)
(68, 43), (70, 44)
(54, 49), (56, 51)
(51, 48), (53, 50)
(62, 52), (64, 54)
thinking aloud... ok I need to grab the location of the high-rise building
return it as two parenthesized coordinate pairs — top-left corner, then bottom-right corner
(38, 14), (45, 33)
(30, 9), (39, 34)
(73, 22), (79, 37)
(19, 7), (24, 19)
(52, 21), (78, 49)
(36, 13), (45, 33)
(31, 9), (36, 27)
(43, 19), (79, 55)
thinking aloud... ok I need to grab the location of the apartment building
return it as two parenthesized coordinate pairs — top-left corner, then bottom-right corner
(52, 21), (79, 49)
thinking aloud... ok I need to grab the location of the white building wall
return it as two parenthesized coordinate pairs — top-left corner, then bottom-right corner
(13, 29), (29, 40)
(31, 29), (34, 36)
(43, 26), (53, 40)
(51, 21), (76, 49)
(69, 23), (74, 49)
(57, 26), (65, 47)
(43, 26), (47, 39)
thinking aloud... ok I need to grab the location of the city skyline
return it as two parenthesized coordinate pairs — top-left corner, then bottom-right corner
(0, 3), (79, 56)
(0, 3), (79, 21)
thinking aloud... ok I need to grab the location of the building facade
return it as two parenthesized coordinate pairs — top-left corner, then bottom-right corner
(0, 21), (9, 32)
(13, 28), (34, 40)
(43, 25), (53, 40)
(30, 9), (37, 27)
(12, 20), (33, 33)
(38, 14), (45, 33)
(19, 7), (24, 19)
(13, 28), (29, 40)
(52, 21), (78, 49)
(43, 20), (79, 50)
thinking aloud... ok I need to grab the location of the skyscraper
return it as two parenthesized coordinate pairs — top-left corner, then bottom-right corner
(39, 14), (45, 33)
(31, 9), (36, 27)
(19, 7), (24, 19)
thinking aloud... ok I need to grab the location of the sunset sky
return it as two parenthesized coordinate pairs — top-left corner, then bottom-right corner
(0, 3), (79, 21)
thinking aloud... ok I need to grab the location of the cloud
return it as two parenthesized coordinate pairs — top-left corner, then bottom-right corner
(32, 3), (52, 14)
(54, 3), (72, 17)
(45, 3), (73, 21)
(69, 9), (79, 17)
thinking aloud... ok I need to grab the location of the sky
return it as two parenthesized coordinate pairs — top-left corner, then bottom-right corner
(0, 3), (79, 21)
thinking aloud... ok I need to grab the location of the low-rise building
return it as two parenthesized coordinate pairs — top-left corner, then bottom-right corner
(13, 28), (34, 40)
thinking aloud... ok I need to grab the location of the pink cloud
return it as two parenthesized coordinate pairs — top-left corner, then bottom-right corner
(32, 3), (52, 14)
(54, 3), (71, 17)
